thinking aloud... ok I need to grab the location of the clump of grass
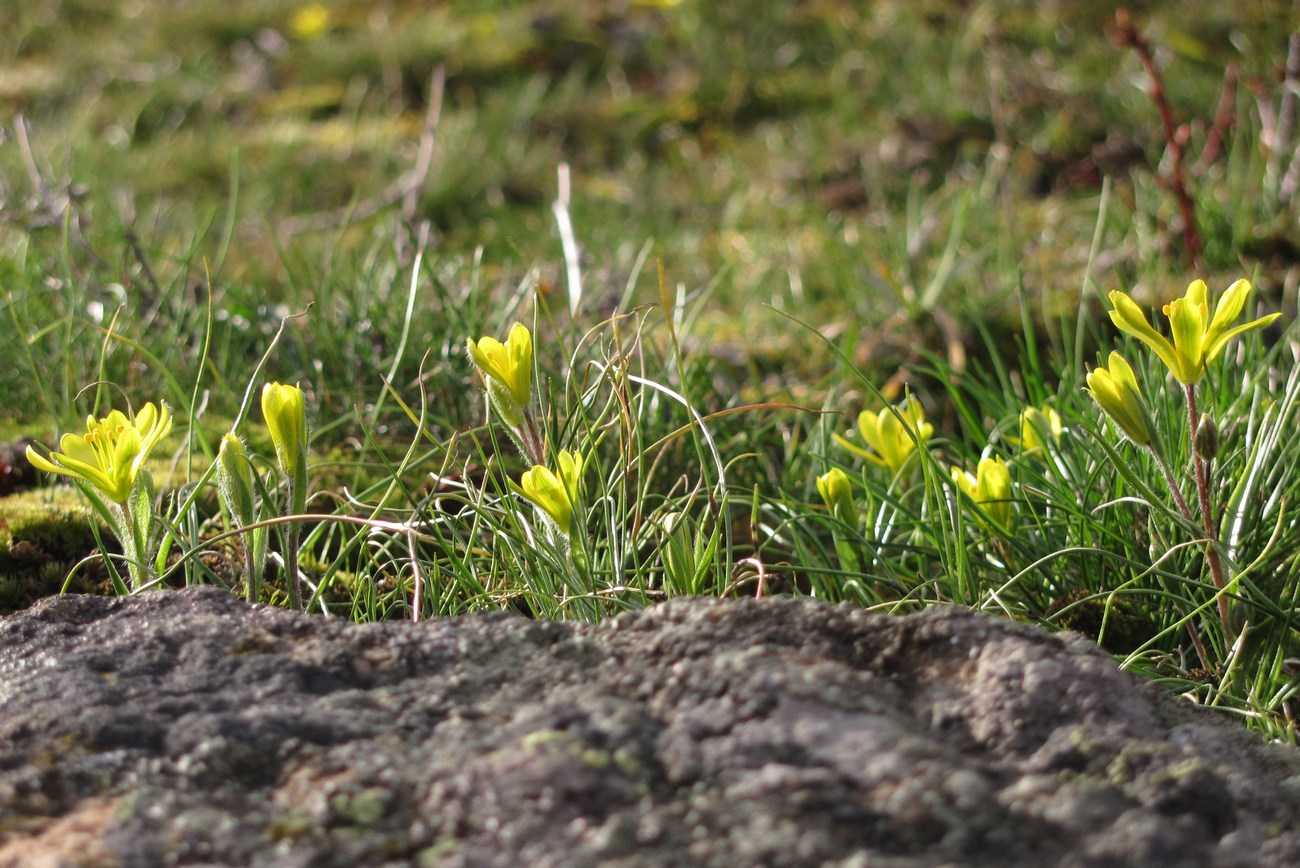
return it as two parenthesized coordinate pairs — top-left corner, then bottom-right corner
(11, 253), (1298, 738)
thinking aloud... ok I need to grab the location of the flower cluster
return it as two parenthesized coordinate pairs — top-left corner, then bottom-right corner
(1088, 276), (1277, 644)
(827, 393), (1036, 539)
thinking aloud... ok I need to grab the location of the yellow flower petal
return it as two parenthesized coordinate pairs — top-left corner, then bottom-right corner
(1206, 278), (1249, 336)
(556, 449), (585, 505)
(25, 443), (66, 478)
(1108, 291), (1182, 380)
(1206, 313), (1283, 363)
(1167, 295), (1207, 383)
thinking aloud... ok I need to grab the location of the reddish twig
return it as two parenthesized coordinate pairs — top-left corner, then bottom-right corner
(1197, 64), (1238, 173)
(1113, 9), (1203, 267)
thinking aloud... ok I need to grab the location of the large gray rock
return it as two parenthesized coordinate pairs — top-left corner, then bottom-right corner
(1, 588), (1298, 866)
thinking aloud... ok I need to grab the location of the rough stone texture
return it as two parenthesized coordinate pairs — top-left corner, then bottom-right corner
(2, 589), (1299, 867)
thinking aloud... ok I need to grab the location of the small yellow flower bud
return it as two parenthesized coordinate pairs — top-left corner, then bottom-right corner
(816, 468), (857, 527)
(951, 456), (1013, 530)
(515, 449), (585, 536)
(261, 382), (307, 481)
(1012, 406), (1063, 455)
(467, 323), (533, 428)
(1085, 353), (1154, 447)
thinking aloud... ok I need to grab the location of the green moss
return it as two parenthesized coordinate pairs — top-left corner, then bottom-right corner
(417, 839), (461, 865)
(0, 488), (110, 613)
(329, 787), (390, 827)
(1050, 589), (1160, 656)
(264, 812), (315, 845)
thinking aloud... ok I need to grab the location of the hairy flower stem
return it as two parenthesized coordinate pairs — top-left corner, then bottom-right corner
(284, 530), (302, 610)
(1148, 448), (1193, 521)
(521, 409), (546, 465)
(284, 477), (306, 611)
(243, 545), (258, 604)
(1141, 457), (1214, 673)
(1184, 384), (1232, 642)
(115, 502), (146, 591)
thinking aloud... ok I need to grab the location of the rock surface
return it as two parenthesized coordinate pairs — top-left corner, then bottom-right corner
(1, 588), (1299, 867)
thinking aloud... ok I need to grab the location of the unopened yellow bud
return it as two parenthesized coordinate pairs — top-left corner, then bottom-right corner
(816, 467), (857, 527)
(261, 382), (307, 480)
(951, 456), (1013, 530)
(1085, 353), (1154, 447)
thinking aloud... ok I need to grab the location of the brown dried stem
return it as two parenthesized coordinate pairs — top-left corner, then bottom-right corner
(1113, 9), (1203, 267)
(1197, 64), (1238, 174)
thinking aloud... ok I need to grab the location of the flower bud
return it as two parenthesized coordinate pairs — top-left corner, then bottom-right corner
(816, 468), (857, 527)
(1015, 406), (1063, 455)
(1085, 353), (1154, 448)
(216, 434), (256, 529)
(1194, 414), (1219, 462)
(467, 323), (533, 428)
(952, 456), (1013, 530)
(261, 382), (308, 480)
(514, 450), (585, 536)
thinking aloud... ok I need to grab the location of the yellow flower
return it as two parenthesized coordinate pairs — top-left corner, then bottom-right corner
(26, 402), (172, 504)
(1085, 352), (1154, 447)
(833, 396), (933, 475)
(1010, 405), (1063, 455)
(816, 467), (856, 527)
(1108, 279), (1280, 385)
(290, 3), (331, 40)
(951, 456), (1013, 529)
(467, 323), (533, 427)
(261, 382), (308, 480)
(516, 450), (585, 535)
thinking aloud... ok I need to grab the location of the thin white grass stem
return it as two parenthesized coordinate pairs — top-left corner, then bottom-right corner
(553, 162), (583, 315)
